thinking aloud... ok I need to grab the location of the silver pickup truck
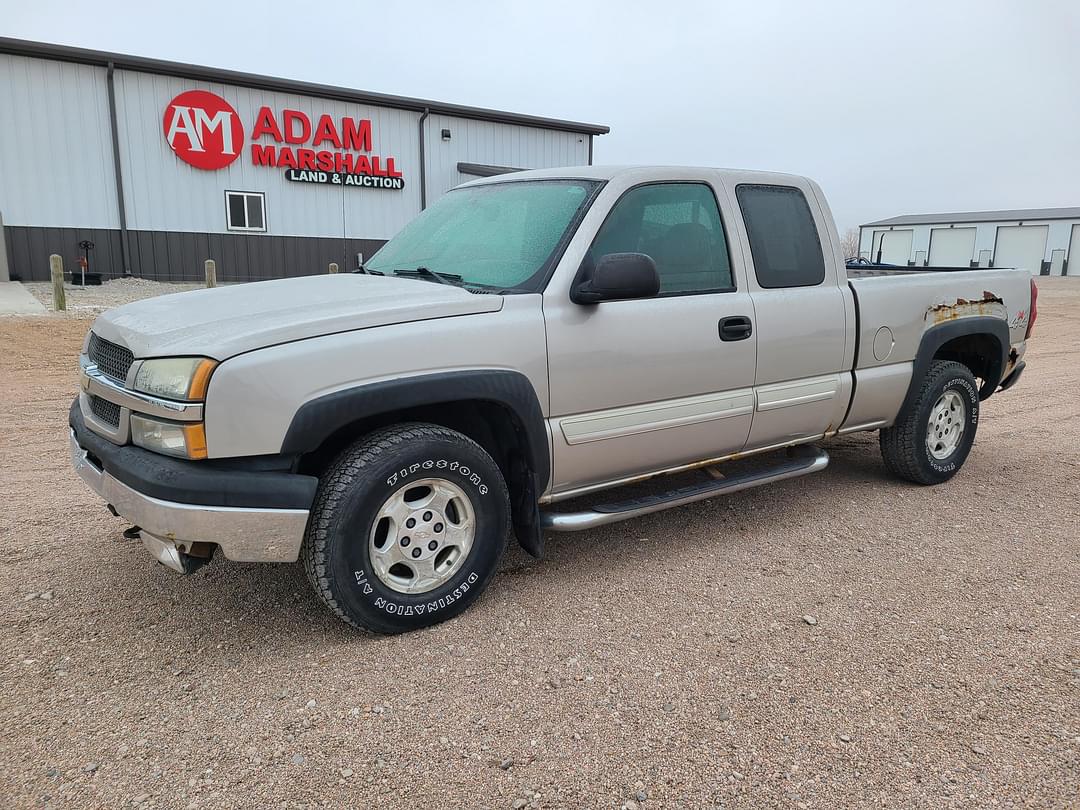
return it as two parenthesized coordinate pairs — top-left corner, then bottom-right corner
(70, 166), (1036, 633)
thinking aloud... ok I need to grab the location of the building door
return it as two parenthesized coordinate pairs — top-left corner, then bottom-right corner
(928, 227), (976, 267)
(873, 229), (913, 265)
(1068, 225), (1080, 277)
(544, 182), (757, 494)
(994, 225), (1048, 275)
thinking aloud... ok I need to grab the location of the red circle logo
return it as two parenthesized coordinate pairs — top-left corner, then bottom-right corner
(163, 90), (244, 171)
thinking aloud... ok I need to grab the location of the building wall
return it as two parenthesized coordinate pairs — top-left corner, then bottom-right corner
(422, 113), (590, 197)
(859, 218), (1080, 274)
(0, 54), (119, 229)
(114, 69), (423, 240)
(0, 51), (598, 282)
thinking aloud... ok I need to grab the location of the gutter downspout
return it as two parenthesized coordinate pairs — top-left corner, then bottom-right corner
(106, 62), (132, 276)
(418, 107), (430, 210)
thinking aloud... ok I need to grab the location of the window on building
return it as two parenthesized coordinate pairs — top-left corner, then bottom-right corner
(225, 191), (266, 232)
(736, 184), (825, 288)
(587, 183), (734, 294)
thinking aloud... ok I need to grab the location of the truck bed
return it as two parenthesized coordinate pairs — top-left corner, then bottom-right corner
(847, 267), (1030, 370)
(836, 266), (1031, 435)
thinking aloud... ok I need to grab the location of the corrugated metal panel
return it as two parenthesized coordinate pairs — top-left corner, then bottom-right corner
(0, 54), (118, 228)
(115, 69), (422, 239)
(4, 226), (123, 281)
(0, 37), (609, 136)
(422, 114), (590, 202)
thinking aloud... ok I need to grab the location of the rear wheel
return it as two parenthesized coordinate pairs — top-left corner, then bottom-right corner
(879, 360), (979, 485)
(302, 423), (510, 633)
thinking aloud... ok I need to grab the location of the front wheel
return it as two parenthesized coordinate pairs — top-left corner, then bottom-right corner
(302, 423), (510, 633)
(879, 360), (979, 485)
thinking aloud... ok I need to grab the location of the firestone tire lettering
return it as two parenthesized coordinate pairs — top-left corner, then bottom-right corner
(385, 458), (486, 496)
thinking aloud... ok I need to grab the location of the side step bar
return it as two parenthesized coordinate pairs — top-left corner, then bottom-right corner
(539, 445), (829, 532)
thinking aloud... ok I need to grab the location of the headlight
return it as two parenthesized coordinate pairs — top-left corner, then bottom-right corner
(130, 414), (208, 460)
(133, 357), (217, 400)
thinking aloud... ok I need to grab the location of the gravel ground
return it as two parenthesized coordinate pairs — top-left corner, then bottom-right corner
(1, 278), (1078, 809)
(25, 278), (207, 315)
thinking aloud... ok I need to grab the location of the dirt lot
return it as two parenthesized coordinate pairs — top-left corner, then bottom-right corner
(1, 279), (1078, 809)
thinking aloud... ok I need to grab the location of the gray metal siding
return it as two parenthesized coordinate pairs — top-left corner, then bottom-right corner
(0, 54), (119, 228)
(422, 113), (591, 202)
(5, 225), (383, 282)
(114, 69), (422, 239)
(4, 225), (123, 281)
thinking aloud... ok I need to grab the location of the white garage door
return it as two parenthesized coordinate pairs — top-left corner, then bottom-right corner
(1069, 224), (1080, 277)
(874, 229), (913, 265)
(994, 225), (1048, 275)
(928, 227), (976, 267)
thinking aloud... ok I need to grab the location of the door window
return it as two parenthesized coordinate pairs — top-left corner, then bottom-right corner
(588, 183), (734, 294)
(736, 184), (825, 288)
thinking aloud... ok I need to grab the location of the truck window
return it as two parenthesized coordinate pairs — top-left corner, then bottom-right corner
(588, 183), (734, 294)
(735, 184), (826, 288)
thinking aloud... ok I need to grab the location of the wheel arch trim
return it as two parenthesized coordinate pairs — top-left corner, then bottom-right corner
(280, 369), (550, 495)
(902, 317), (1010, 412)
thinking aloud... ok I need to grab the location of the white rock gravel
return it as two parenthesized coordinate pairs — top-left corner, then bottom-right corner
(24, 277), (207, 315)
(1, 278), (1078, 807)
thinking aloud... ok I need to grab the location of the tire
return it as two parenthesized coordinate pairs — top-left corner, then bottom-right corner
(301, 423), (510, 633)
(879, 360), (980, 485)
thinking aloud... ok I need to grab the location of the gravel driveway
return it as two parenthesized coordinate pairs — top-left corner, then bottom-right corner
(1, 279), (1078, 809)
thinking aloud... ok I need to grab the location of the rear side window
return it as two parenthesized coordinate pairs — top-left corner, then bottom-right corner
(736, 184), (825, 288)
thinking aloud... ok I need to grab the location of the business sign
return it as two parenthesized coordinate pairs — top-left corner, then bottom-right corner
(163, 90), (405, 190)
(163, 90), (244, 170)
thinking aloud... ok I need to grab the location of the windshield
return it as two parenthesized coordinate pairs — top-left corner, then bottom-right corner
(365, 179), (600, 291)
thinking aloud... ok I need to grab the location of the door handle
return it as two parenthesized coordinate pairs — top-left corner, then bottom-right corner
(718, 316), (753, 342)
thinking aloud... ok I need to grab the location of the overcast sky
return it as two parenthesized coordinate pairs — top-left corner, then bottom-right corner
(5, 0), (1078, 232)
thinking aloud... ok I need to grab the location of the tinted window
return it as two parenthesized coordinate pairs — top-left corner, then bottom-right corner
(588, 183), (733, 294)
(227, 193), (247, 228)
(246, 195), (264, 229)
(225, 191), (266, 231)
(736, 184), (825, 288)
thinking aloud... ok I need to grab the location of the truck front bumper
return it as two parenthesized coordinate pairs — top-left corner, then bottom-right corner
(69, 400), (316, 571)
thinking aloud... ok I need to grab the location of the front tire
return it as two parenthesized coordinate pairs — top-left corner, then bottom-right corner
(302, 423), (510, 633)
(879, 360), (980, 485)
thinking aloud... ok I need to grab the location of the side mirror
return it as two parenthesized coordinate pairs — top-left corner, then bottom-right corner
(571, 252), (661, 304)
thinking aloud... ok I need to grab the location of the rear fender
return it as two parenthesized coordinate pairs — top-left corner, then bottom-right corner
(900, 317), (1010, 413)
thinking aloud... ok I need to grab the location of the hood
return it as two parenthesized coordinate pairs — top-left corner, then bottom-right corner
(91, 274), (504, 360)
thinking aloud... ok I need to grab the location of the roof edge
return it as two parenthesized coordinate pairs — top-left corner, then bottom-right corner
(0, 36), (611, 136)
(862, 207), (1080, 228)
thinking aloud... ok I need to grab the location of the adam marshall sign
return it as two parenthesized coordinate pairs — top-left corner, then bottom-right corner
(163, 89), (406, 190)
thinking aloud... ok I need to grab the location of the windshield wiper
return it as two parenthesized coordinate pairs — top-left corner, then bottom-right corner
(392, 266), (463, 286)
(352, 262), (384, 276)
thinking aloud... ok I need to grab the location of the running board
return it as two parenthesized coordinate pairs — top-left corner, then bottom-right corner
(539, 445), (829, 532)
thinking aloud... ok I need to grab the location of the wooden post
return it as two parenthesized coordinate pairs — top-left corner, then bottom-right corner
(50, 254), (66, 311)
(204, 259), (217, 288)
(328, 262), (339, 274)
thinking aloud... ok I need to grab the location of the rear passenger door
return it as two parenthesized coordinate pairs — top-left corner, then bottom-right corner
(727, 180), (854, 449)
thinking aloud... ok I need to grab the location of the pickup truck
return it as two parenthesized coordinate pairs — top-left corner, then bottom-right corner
(69, 166), (1036, 633)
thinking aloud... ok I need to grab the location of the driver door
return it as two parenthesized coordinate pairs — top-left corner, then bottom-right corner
(543, 181), (758, 496)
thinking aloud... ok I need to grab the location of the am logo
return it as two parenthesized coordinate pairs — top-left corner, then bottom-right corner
(163, 90), (245, 171)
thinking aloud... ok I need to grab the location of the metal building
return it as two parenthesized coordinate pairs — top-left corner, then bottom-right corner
(858, 208), (1080, 276)
(0, 38), (608, 283)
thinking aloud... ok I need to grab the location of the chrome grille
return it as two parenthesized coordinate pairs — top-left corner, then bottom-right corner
(87, 332), (133, 383)
(89, 394), (121, 427)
